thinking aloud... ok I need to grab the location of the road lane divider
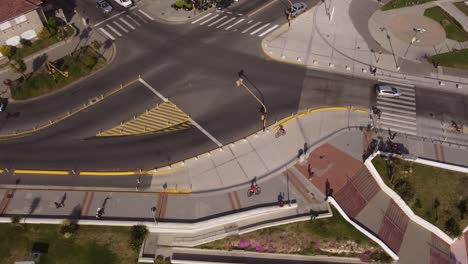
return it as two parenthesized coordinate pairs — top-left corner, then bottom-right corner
(247, 0), (278, 17)
(14, 169), (69, 175)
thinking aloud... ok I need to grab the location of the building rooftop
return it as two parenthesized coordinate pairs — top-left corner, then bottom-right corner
(0, 0), (42, 23)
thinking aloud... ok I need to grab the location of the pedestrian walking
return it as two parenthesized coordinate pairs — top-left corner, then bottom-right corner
(307, 164), (314, 179)
(136, 177), (141, 191)
(96, 207), (104, 219)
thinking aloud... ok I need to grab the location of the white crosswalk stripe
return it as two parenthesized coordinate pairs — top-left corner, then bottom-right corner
(99, 27), (115, 40)
(208, 16), (227, 27)
(126, 15), (141, 26)
(250, 23), (270, 35)
(192, 13), (212, 24)
(138, 9), (155, 21)
(376, 85), (417, 136)
(216, 17), (236, 28)
(225, 18), (244, 30)
(200, 14), (219, 25)
(113, 21), (128, 33)
(106, 24), (122, 37)
(119, 17), (135, 30)
(241, 21), (261, 33)
(258, 24), (279, 37)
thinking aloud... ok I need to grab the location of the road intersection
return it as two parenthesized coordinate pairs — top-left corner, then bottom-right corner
(0, 0), (467, 262)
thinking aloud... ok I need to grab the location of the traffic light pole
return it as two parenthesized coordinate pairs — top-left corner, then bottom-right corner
(236, 78), (267, 131)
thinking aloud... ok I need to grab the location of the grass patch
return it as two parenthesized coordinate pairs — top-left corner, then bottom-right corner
(430, 48), (468, 70)
(0, 224), (138, 264)
(382, 0), (433, 11)
(11, 46), (106, 100)
(454, 1), (468, 16)
(11, 25), (74, 61)
(199, 206), (391, 262)
(424, 6), (468, 41)
(372, 156), (468, 237)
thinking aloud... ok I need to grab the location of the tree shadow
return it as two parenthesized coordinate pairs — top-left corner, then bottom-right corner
(32, 54), (48, 71)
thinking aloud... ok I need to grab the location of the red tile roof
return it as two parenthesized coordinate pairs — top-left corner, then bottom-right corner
(0, 0), (42, 24)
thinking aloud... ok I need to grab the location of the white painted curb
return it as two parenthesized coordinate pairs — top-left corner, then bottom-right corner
(365, 152), (456, 244)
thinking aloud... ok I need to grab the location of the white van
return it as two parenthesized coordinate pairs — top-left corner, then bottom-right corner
(114, 0), (132, 8)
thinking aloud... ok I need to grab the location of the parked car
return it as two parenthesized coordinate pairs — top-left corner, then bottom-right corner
(96, 0), (113, 13)
(113, 0), (133, 8)
(287, 2), (307, 17)
(375, 84), (401, 98)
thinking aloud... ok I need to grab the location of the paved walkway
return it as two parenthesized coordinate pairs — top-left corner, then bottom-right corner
(438, 0), (468, 32)
(262, 0), (468, 92)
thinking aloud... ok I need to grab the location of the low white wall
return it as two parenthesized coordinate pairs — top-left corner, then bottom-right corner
(327, 197), (399, 261)
(411, 158), (468, 174)
(365, 152), (456, 244)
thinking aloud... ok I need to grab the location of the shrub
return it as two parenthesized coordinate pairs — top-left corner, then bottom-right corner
(83, 54), (98, 68)
(457, 199), (467, 219)
(129, 225), (148, 251)
(38, 27), (51, 40)
(10, 59), (26, 76)
(19, 38), (31, 47)
(175, 0), (184, 8)
(445, 217), (461, 237)
(0, 45), (15, 58)
(56, 26), (68, 40)
(393, 178), (414, 202)
(59, 219), (78, 238)
(47, 16), (57, 29)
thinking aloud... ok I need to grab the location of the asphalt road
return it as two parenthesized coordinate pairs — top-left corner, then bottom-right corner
(0, 0), (467, 176)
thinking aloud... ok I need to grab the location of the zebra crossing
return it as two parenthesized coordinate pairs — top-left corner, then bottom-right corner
(96, 9), (154, 41)
(376, 85), (417, 136)
(191, 11), (279, 37)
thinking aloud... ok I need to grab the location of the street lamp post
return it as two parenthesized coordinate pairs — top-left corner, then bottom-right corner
(236, 78), (268, 131)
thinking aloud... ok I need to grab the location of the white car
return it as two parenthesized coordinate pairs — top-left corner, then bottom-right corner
(375, 84), (401, 98)
(114, 0), (132, 8)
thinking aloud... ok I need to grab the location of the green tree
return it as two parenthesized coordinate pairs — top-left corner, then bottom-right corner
(47, 16), (57, 29)
(0, 45), (15, 58)
(394, 178), (414, 202)
(38, 27), (51, 40)
(445, 217), (461, 237)
(83, 54), (97, 68)
(19, 38), (31, 47)
(457, 199), (467, 219)
(129, 225), (148, 251)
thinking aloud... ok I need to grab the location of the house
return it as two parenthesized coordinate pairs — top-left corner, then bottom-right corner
(0, 0), (46, 48)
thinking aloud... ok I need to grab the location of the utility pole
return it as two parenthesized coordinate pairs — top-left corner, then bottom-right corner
(236, 78), (267, 131)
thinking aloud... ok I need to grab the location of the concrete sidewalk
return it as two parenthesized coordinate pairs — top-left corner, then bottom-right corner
(262, 0), (468, 92)
(438, 0), (468, 32)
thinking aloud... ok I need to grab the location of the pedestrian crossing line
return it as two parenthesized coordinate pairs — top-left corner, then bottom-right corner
(120, 17), (135, 30)
(396, 86), (415, 92)
(208, 16), (227, 27)
(99, 27), (115, 40)
(126, 14), (141, 26)
(250, 23), (270, 35)
(400, 93), (415, 98)
(381, 112), (416, 121)
(106, 24), (122, 37)
(98, 101), (192, 137)
(94, 10), (126, 27)
(378, 106), (416, 116)
(192, 13), (212, 24)
(380, 116), (416, 125)
(200, 14), (219, 25)
(378, 97), (416, 106)
(113, 21), (128, 33)
(242, 21), (261, 33)
(133, 12), (149, 23)
(258, 24), (279, 37)
(380, 121), (417, 131)
(216, 17), (236, 28)
(138, 9), (155, 21)
(377, 101), (416, 111)
(225, 18), (244, 30)
(380, 126), (417, 136)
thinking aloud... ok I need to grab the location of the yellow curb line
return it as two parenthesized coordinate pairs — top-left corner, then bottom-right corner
(14, 170), (69, 175)
(0, 169), (3, 174)
(161, 189), (192, 194)
(79, 166), (185, 176)
(274, 107), (368, 130)
(0, 78), (139, 140)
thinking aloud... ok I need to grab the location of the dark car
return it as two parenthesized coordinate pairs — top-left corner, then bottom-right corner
(96, 0), (113, 13)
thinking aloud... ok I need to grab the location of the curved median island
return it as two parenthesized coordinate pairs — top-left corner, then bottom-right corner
(372, 155), (468, 238)
(10, 45), (107, 101)
(197, 206), (392, 262)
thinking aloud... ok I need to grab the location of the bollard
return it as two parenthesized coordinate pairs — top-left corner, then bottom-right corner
(362, 68), (367, 73)
(297, 57), (302, 62)
(439, 81), (445, 86)
(281, 55), (285, 59)
(329, 63), (334, 68)
(313, 60), (318, 65)
(345, 65), (350, 70)
(456, 84), (462, 89)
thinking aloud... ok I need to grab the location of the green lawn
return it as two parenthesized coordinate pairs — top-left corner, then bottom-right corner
(372, 156), (468, 237)
(11, 25), (74, 61)
(12, 46), (106, 100)
(424, 6), (468, 41)
(382, 0), (433, 11)
(454, 1), (468, 16)
(199, 206), (391, 262)
(0, 224), (138, 264)
(430, 48), (468, 70)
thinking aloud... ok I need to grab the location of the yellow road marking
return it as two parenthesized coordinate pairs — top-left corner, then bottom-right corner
(80, 171), (146, 176)
(0, 169), (3, 174)
(248, 0), (278, 17)
(14, 170), (69, 175)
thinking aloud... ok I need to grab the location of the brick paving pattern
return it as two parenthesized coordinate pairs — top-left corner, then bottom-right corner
(378, 200), (409, 254)
(429, 233), (451, 264)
